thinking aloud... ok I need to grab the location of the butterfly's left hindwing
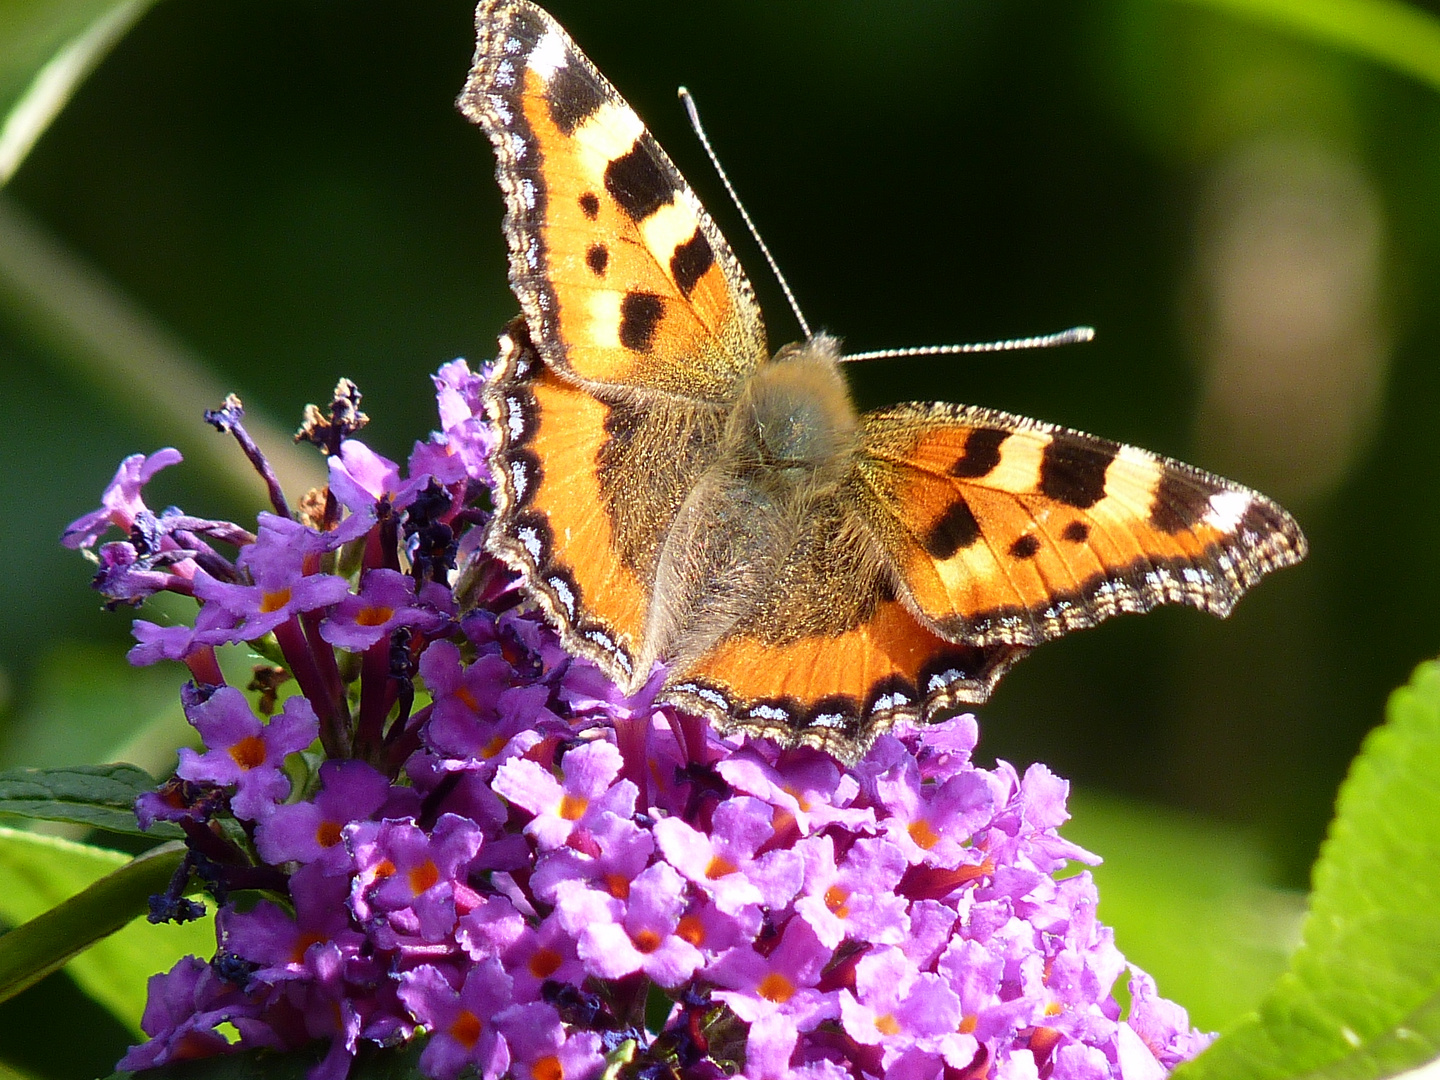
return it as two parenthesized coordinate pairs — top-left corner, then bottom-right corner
(484, 319), (728, 688)
(460, 0), (767, 401)
(856, 404), (1308, 646)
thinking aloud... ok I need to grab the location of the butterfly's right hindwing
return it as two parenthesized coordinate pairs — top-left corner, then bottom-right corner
(663, 480), (1027, 760)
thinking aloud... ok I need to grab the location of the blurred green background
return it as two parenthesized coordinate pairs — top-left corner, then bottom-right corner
(2, 0), (1439, 1074)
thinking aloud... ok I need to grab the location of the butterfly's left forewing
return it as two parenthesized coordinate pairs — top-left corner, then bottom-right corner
(460, 0), (766, 401)
(856, 403), (1308, 646)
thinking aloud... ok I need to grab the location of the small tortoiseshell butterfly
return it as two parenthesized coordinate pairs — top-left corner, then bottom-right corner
(459, 0), (1307, 762)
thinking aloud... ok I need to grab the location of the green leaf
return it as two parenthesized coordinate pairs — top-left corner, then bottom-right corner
(1175, 659), (1440, 1080)
(0, 763), (178, 837)
(1064, 790), (1304, 1033)
(1168, 0), (1440, 95)
(0, 828), (212, 1033)
(0, 0), (160, 186)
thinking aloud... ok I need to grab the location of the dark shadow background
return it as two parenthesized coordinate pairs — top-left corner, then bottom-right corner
(2, 1), (1439, 1069)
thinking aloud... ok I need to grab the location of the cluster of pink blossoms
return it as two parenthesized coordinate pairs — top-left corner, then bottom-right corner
(64, 360), (1212, 1080)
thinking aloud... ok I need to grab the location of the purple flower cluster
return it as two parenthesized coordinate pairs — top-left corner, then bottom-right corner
(66, 365), (1212, 1080)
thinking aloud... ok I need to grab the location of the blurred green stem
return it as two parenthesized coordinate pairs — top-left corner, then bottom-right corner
(0, 0), (155, 187)
(1169, 0), (1440, 92)
(0, 193), (325, 506)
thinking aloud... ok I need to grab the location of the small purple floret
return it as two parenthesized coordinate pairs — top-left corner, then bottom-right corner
(175, 688), (318, 820)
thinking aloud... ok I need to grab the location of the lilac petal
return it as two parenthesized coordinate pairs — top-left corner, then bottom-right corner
(747, 849), (805, 911)
(573, 919), (641, 980)
(1020, 763), (1071, 831)
(558, 740), (624, 797)
(269, 695), (322, 754)
(882, 1048), (948, 1080)
(288, 573), (355, 614)
(993, 1048), (1044, 1080)
(628, 860), (689, 927)
(328, 441), (401, 512)
(456, 895), (527, 961)
(63, 449), (184, 549)
(917, 713), (980, 766)
(1053, 1041), (1117, 1080)
(743, 1013), (799, 1080)
(655, 817), (762, 915)
(1114, 1024), (1168, 1080)
(184, 686), (260, 752)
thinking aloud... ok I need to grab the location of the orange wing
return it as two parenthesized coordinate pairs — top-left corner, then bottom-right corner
(662, 482), (1026, 760)
(856, 403), (1308, 647)
(459, 0), (766, 401)
(464, 1), (768, 688)
(484, 320), (727, 689)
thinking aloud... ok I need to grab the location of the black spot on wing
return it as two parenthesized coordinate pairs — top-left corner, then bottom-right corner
(604, 137), (678, 222)
(918, 643), (1021, 698)
(511, 6), (547, 43)
(1062, 520), (1090, 543)
(511, 508), (554, 563)
(618, 292), (665, 353)
(1150, 469), (1217, 534)
(1009, 534), (1041, 560)
(670, 227), (714, 297)
(579, 192), (600, 219)
(586, 244), (609, 276)
(951, 429), (1009, 479)
(1038, 434), (1118, 510)
(864, 675), (919, 715)
(545, 61), (607, 135)
(924, 499), (981, 560)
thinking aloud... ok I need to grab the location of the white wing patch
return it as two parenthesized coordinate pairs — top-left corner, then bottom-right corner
(1204, 489), (1252, 533)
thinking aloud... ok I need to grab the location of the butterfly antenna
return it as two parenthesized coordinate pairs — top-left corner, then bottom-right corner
(841, 325), (1096, 363)
(678, 86), (812, 339)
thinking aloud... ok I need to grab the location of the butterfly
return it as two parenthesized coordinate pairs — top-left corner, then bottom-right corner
(458, 0), (1307, 762)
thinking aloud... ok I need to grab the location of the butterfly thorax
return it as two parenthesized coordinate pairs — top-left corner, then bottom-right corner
(633, 337), (858, 686)
(726, 334), (858, 486)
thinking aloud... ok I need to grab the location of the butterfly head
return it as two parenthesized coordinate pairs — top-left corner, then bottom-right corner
(727, 333), (857, 486)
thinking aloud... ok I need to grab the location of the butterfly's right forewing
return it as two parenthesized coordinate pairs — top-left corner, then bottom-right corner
(856, 403), (1307, 647)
